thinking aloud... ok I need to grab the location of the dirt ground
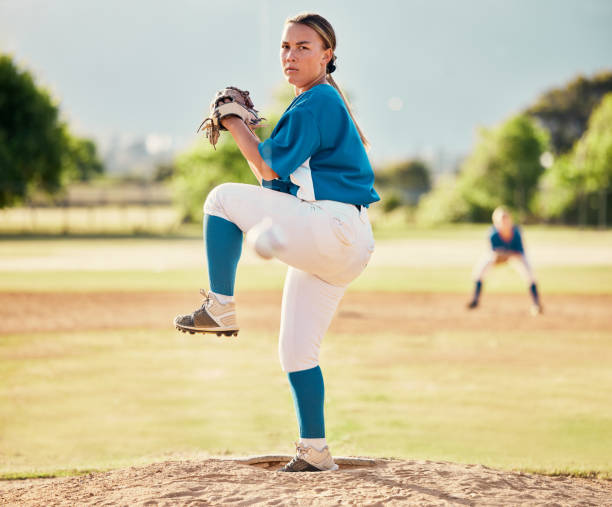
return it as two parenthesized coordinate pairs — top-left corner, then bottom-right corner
(1, 291), (611, 336)
(1, 457), (611, 506)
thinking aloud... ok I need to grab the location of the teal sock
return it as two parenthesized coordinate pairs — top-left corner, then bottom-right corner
(288, 366), (325, 438)
(204, 214), (243, 296)
(473, 280), (482, 302)
(529, 283), (540, 305)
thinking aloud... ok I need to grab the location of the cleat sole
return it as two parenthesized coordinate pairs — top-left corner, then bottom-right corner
(174, 325), (239, 337)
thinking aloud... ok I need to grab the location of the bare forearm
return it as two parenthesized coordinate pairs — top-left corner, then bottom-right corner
(223, 117), (278, 182)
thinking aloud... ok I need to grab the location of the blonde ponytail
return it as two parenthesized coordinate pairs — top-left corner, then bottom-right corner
(326, 73), (370, 150)
(286, 12), (370, 150)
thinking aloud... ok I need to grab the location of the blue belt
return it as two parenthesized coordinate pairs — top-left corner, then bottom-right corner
(262, 179), (299, 196)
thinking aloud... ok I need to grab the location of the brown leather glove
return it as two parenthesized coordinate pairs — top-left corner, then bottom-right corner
(196, 86), (264, 148)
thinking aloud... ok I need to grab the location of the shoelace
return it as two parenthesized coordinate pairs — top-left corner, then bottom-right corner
(295, 443), (310, 460)
(198, 289), (213, 309)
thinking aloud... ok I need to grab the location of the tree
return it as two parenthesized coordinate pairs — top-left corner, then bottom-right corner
(416, 114), (549, 223)
(537, 93), (612, 226)
(62, 134), (104, 182)
(536, 153), (577, 220)
(527, 71), (612, 154)
(0, 54), (66, 206)
(153, 161), (175, 182)
(462, 114), (549, 218)
(415, 173), (469, 225)
(0, 54), (103, 206)
(376, 158), (431, 209)
(172, 138), (256, 222)
(574, 93), (612, 194)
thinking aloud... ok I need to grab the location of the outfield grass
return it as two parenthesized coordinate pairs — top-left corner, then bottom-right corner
(1, 327), (611, 478)
(0, 228), (611, 294)
(0, 264), (611, 294)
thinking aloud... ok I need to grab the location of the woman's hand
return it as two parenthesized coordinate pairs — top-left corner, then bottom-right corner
(220, 115), (242, 130)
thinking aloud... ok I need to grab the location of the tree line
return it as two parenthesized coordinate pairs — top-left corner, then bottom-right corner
(417, 71), (612, 226)
(171, 71), (612, 227)
(2, 52), (610, 228)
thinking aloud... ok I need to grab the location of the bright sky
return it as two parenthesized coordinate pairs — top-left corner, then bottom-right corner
(1, 0), (611, 164)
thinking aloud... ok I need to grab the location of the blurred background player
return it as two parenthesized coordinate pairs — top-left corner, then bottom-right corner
(467, 206), (543, 315)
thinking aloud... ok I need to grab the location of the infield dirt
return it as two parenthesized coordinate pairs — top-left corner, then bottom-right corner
(1, 291), (611, 336)
(1, 456), (612, 506)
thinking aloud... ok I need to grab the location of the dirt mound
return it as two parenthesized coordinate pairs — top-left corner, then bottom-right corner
(1, 458), (611, 506)
(1, 291), (611, 336)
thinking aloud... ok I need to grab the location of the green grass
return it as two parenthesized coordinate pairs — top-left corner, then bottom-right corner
(370, 210), (612, 242)
(0, 264), (611, 294)
(1, 227), (611, 294)
(0, 205), (185, 236)
(1, 327), (611, 479)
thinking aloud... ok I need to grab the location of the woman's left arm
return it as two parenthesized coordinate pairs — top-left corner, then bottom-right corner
(222, 117), (278, 183)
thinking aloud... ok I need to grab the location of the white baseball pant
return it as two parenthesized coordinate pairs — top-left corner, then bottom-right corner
(204, 183), (375, 372)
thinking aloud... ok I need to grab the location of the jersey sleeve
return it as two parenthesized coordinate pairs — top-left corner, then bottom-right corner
(258, 106), (320, 179)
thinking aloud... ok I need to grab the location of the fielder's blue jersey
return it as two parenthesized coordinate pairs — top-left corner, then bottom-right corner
(258, 83), (379, 207)
(489, 225), (524, 254)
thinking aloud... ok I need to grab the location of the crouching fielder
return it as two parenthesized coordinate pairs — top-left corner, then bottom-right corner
(468, 206), (543, 315)
(174, 13), (379, 472)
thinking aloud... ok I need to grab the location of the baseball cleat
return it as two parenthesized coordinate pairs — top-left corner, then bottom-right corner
(467, 299), (479, 309)
(174, 289), (239, 336)
(278, 443), (339, 472)
(530, 303), (543, 316)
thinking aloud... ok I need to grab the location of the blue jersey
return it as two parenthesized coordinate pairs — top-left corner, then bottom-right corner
(258, 83), (380, 207)
(489, 225), (524, 254)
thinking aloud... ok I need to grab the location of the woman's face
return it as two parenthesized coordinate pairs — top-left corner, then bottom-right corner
(280, 22), (332, 91)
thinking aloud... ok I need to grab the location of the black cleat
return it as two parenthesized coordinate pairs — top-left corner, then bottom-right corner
(174, 289), (239, 336)
(278, 443), (338, 472)
(278, 456), (321, 472)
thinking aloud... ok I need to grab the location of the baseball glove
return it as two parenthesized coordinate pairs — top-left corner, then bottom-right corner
(196, 86), (264, 148)
(493, 250), (516, 264)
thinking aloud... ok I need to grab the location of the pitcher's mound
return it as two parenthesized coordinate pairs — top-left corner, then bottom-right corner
(1, 457), (611, 506)
(234, 454), (377, 471)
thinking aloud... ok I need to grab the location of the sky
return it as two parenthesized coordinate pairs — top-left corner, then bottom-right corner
(1, 0), (611, 165)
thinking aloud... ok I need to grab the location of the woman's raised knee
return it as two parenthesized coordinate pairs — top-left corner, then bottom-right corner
(203, 182), (239, 218)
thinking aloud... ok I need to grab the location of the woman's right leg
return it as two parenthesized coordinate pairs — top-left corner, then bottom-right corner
(278, 266), (346, 472)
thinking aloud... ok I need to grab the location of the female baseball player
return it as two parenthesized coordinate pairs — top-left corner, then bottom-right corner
(174, 13), (379, 472)
(467, 206), (542, 315)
